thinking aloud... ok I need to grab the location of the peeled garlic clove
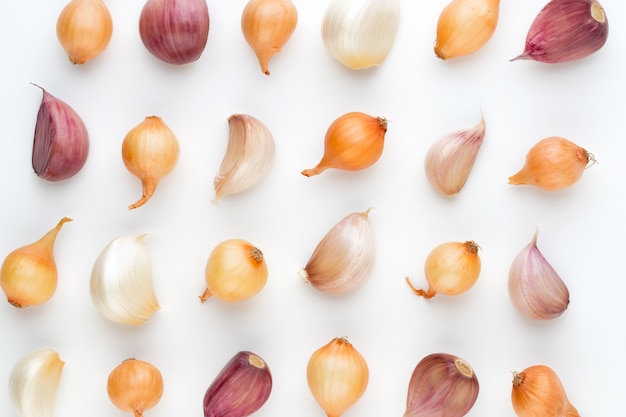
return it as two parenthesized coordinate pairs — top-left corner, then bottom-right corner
(434, 0), (500, 59)
(0, 217), (72, 308)
(56, 0), (113, 64)
(31, 84), (89, 181)
(508, 137), (595, 191)
(511, 365), (580, 417)
(404, 353), (479, 417)
(241, 0), (298, 75)
(307, 337), (369, 417)
(299, 209), (374, 295)
(9, 349), (65, 417)
(122, 116), (180, 209)
(424, 112), (485, 196)
(508, 226), (570, 320)
(302, 112), (387, 177)
(139, 0), (210, 65)
(90, 235), (160, 325)
(511, 0), (608, 63)
(203, 351), (272, 417)
(321, 0), (401, 70)
(406, 240), (481, 299)
(199, 239), (268, 303)
(107, 358), (164, 417)
(213, 114), (276, 203)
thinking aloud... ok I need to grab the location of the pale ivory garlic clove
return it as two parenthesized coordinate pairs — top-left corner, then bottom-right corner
(508, 226), (570, 320)
(298, 208), (374, 295)
(321, 0), (401, 70)
(90, 235), (160, 325)
(9, 349), (65, 417)
(424, 112), (485, 197)
(213, 114), (275, 203)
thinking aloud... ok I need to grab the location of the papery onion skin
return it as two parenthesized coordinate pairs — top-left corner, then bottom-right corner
(508, 227), (570, 320)
(122, 116), (180, 209)
(404, 353), (479, 417)
(406, 240), (481, 299)
(107, 358), (164, 417)
(31, 84), (89, 181)
(307, 337), (369, 417)
(299, 209), (374, 295)
(511, 0), (608, 63)
(321, 0), (401, 70)
(0, 217), (72, 308)
(203, 351), (272, 417)
(508, 137), (594, 191)
(200, 239), (268, 303)
(139, 0), (210, 65)
(302, 112), (387, 177)
(241, 0), (298, 75)
(511, 365), (580, 417)
(434, 0), (500, 59)
(56, 0), (113, 64)
(213, 114), (276, 202)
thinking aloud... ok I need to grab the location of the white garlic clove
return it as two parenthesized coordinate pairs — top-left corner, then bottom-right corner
(508, 226), (570, 320)
(424, 112), (485, 197)
(321, 0), (401, 70)
(299, 208), (375, 295)
(9, 349), (65, 417)
(90, 234), (160, 325)
(213, 114), (276, 203)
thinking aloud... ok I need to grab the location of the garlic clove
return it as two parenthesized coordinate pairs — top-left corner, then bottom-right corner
(107, 358), (164, 417)
(424, 112), (485, 196)
(122, 116), (180, 209)
(434, 0), (500, 60)
(203, 351), (272, 417)
(406, 240), (481, 299)
(56, 0), (113, 64)
(213, 114), (276, 203)
(321, 0), (401, 70)
(9, 349), (65, 417)
(299, 209), (375, 295)
(508, 137), (595, 191)
(508, 226), (570, 320)
(511, 365), (580, 417)
(511, 0), (608, 63)
(241, 0), (298, 75)
(404, 353), (479, 417)
(200, 239), (268, 303)
(0, 217), (72, 308)
(139, 0), (210, 65)
(31, 84), (89, 181)
(307, 337), (369, 417)
(302, 112), (387, 177)
(90, 234), (160, 325)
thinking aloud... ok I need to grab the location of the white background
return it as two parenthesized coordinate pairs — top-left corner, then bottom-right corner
(0, 0), (624, 416)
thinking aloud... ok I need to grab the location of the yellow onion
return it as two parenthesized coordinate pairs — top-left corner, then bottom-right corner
(107, 358), (163, 417)
(122, 116), (180, 209)
(307, 337), (369, 417)
(241, 0), (298, 75)
(56, 0), (113, 64)
(406, 240), (481, 299)
(508, 137), (595, 191)
(302, 112), (388, 177)
(199, 239), (268, 303)
(434, 0), (500, 59)
(511, 365), (579, 417)
(0, 217), (72, 308)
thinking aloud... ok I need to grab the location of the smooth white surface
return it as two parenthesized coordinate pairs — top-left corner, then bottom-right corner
(0, 0), (624, 416)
